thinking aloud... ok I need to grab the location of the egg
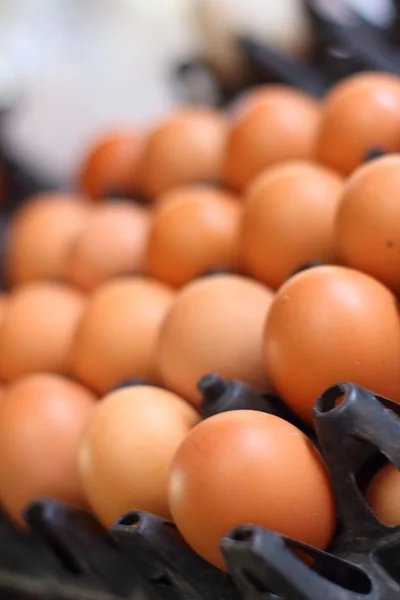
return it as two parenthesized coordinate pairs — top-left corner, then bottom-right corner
(223, 88), (320, 191)
(79, 385), (199, 527)
(157, 274), (274, 407)
(136, 108), (228, 198)
(239, 161), (344, 289)
(71, 277), (175, 395)
(66, 200), (151, 291)
(169, 410), (336, 570)
(79, 129), (141, 199)
(316, 72), (400, 175)
(0, 282), (85, 382)
(335, 155), (400, 295)
(366, 463), (400, 525)
(0, 373), (96, 526)
(6, 193), (90, 286)
(146, 185), (241, 287)
(263, 266), (400, 424)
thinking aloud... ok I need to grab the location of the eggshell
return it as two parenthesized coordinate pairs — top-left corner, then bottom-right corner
(263, 266), (400, 424)
(6, 193), (90, 286)
(71, 277), (175, 394)
(169, 410), (336, 570)
(79, 129), (141, 199)
(316, 72), (400, 175)
(223, 88), (320, 191)
(157, 274), (274, 406)
(335, 155), (400, 295)
(79, 385), (200, 527)
(66, 200), (151, 291)
(136, 108), (228, 198)
(366, 463), (400, 525)
(0, 282), (85, 382)
(0, 373), (96, 526)
(240, 161), (344, 288)
(146, 185), (241, 287)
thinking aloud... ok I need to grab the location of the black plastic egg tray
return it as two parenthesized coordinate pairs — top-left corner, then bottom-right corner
(3, 1), (400, 597)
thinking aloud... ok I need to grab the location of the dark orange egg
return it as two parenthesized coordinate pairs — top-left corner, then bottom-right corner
(136, 108), (228, 198)
(224, 88), (320, 191)
(240, 161), (344, 288)
(316, 72), (400, 174)
(146, 185), (241, 287)
(79, 129), (141, 199)
(6, 193), (90, 286)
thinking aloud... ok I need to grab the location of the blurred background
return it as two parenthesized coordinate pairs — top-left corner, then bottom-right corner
(0, 0), (395, 185)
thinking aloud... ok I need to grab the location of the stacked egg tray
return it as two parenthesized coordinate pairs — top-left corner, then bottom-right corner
(3, 1), (400, 598)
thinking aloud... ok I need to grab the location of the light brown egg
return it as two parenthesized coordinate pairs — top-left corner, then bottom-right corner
(224, 88), (320, 191)
(79, 385), (200, 527)
(157, 274), (274, 407)
(146, 185), (241, 287)
(71, 277), (175, 395)
(336, 155), (400, 295)
(6, 193), (90, 287)
(79, 129), (142, 199)
(263, 266), (400, 424)
(66, 200), (151, 291)
(136, 108), (228, 198)
(0, 373), (96, 526)
(169, 410), (336, 571)
(0, 282), (85, 382)
(316, 72), (400, 175)
(366, 463), (400, 525)
(240, 161), (344, 288)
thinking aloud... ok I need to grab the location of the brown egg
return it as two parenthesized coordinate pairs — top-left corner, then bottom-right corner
(336, 155), (400, 295)
(316, 72), (400, 175)
(66, 200), (151, 291)
(136, 108), (228, 198)
(0, 373), (96, 526)
(71, 277), (175, 394)
(263, 266), (400, 424)
(224, 88), (320, 191)
(169, 410), (336, 570)
(366, 463), (400, 525)
(146, 185), (241, 287)
(79, 385), (200, 527)
(79, 129), (142, 199)
(157, 274), (274, 407)
(240, 161), (344, 288)
(6, 193), (90, 286)
(230, 84), (318, 121)
(0, 282), (85, 382)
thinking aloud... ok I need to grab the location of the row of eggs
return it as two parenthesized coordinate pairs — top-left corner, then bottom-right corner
(0, 72), (400, 574)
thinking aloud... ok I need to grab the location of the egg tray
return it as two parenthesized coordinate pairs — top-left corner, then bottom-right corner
(0, 379), (399, 600)
(175, 0), (400, 105)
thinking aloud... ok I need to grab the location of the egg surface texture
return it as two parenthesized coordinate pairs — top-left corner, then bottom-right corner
(336, 155), (400, 295)
(79, 129), (141, 199)
(66, 200), (150, 291)
(169, 410), (336, 570)
(366, 463), (400, 525)
(0, 373), (96, 526)
(316, 72), (400, 174)
(263, 266), (400, 423)
(157, 274), (274, 406)
(0, 282), (85, 382)
(71, 277), (175, 394)
(136, 108), (228, 198)
(6, 193), (90, 286)
(224, 87), (320, 191)
(146, 185), (241, 287)
(79, 385), (200, 527)
(240, 161), (344, 288)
